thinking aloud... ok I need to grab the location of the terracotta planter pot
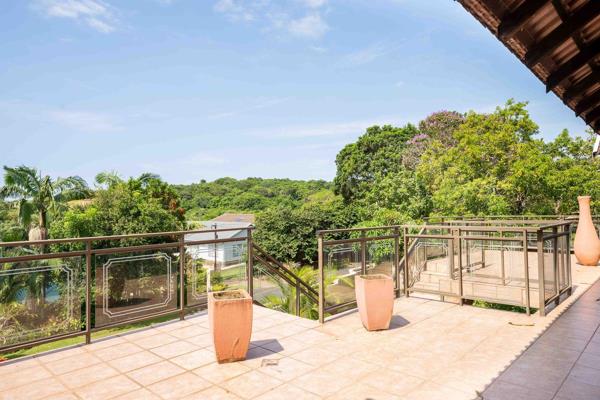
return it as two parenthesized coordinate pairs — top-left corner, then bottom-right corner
(355, 274), (394, 331)
(574, 196), (600, 266)
(208, 289), (253, 363)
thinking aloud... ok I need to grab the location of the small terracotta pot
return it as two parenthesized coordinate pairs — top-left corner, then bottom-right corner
(574, 196), (600, 266)
(355, 274), (394, 331)
(208, 289), (253, 363)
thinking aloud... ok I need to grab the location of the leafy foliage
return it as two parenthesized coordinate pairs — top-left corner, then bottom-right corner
(333, 124), (419, 202)
(173, 177), (331, 220)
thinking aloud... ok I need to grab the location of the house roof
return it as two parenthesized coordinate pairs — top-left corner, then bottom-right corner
(185, 220), (253, 242)
(458, 0), (600, 135)
(210, 213), (255, 223)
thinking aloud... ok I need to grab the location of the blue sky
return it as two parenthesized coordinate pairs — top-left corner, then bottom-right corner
(0, 0), (590, 184)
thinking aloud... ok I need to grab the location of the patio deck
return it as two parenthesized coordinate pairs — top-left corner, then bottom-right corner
(1, 264), (599, 400)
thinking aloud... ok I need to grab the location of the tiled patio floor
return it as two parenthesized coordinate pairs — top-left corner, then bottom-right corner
(1, 261), (600, 400)
(483, 278), (600, 400)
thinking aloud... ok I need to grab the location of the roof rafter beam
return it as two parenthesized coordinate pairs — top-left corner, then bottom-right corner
(575, 88), (600, 116)
(586, 105), (600, 126)
(497, 0), (549, 39)
(564, 69), (600, 101)
(524, 1), (600, 67)
(546, 36), (600, 92)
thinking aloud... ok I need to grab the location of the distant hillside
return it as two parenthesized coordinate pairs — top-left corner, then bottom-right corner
(173, 177), (332, 220)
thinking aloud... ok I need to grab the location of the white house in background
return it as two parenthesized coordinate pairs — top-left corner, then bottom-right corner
(184, 214), (254, 268)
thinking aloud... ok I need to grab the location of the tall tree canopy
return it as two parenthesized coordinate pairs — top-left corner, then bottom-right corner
(333, 124), (418, 202)
(0, 166), (89, 240)
(50, 174), (185, 239)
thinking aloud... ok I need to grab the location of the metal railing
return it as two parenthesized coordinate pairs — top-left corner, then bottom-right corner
(0, 227), (317, 354)
(317, 219), (575, 322)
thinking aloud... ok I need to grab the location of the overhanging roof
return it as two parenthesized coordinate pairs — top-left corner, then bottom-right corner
(458, 0), (600, 134)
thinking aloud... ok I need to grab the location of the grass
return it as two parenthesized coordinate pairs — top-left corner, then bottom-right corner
(470, 299), (537, 314)
(2, 313), (178, 361)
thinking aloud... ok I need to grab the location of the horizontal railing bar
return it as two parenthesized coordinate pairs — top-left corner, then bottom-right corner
(461, 236), (526, 242)
(407, 287), (459, 297)
(318, 225), (402, 235)
(91, 242), (180, 255)
(406, 234), (453, 240)
(322, 235), (397, 245)
(0, 226), (255, 248)
(405, 224), (539, 233)
(324, 300), (357, 312)
(185, 237), (249, 246)
(542, 232), (570, 241)
(0, 250), (87, 263)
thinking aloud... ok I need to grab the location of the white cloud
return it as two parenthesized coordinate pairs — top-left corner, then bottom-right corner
(248, 117), (406, 139)
(208, 97), (289, 119)
(288, 14), (328, 39)
(214, 0), (330, 39)
(309, 45), (327, 53)
(48, 110), (120, 132)
(213, 0), (255, 22)
(31, 0), (118, 33)
(395, 80), (405, 88)
(343, 43), (396, 66)
(302, 0), (327, 8)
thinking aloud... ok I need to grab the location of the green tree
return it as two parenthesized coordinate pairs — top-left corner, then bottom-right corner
(254, 192), (357, 265)
(333, 124), (419, 202)
(418, 100), (543, 215)
(0, 166), (89, 241)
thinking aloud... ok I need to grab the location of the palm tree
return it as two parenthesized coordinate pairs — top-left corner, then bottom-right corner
(0, 166), (89, 241)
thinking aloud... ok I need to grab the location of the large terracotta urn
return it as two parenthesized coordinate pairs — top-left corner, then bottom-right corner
(574, 196), (600, 266)
(208, 289), (253, 363)
(355, 274), (394, 331)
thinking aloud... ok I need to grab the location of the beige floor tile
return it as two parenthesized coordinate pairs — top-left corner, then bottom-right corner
(0, 364), (52, 391)
(402, 382), (474, 400)
(183, 386), (242, 400)
(220, 370), (283, 399)
(74, 375), (141, 400)
(150, 340), (199, 359)
(133, 333), (179, 350)
(328, 384), (402, 400)
(168, 325), (208, 339)
(185, 333), (213, 348)
(43, 392), (80, 400)
(147, 372), (211, 399)
(361, 368), (424, 396)
(255, 383), (320, 400)
(57, 363), (120, 390)
(0, 377), (67, 400)
(127, 360), (185, 386)
(108, 350), (163, 373)
(257, 356), (314, 381)
(93, 342), (143, 361)
(112, 388), (161, 400)
(256, 336), (306, 356)
(84, 336), (127, 351)
(44, 352), (103, 375)
(240, 346), (281, 369)
(35, 346), (87, 363)
(170, 348), (216, 370)
(193, 361), (251, 384)
(0, 356), (40, 374)
(290, 367), (354, 397)
(290, 347), (340, 367)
